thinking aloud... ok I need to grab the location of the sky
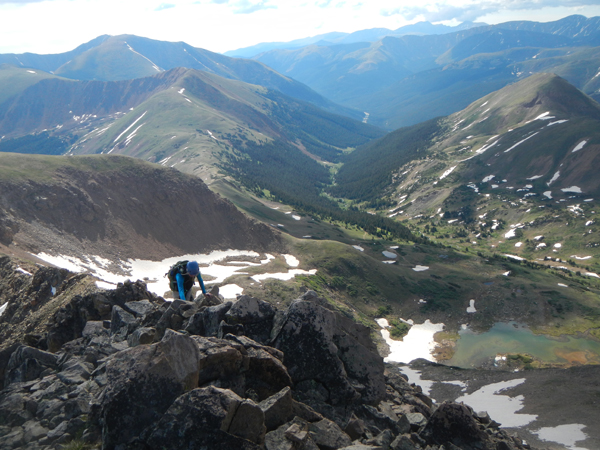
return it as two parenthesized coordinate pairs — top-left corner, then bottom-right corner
(1, 0), (600, 55)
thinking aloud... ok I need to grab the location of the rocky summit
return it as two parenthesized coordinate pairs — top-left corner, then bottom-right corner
(0, 256), (532, 450)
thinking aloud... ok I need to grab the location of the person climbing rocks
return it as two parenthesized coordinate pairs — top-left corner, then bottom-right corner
(168, 260), (211, 301)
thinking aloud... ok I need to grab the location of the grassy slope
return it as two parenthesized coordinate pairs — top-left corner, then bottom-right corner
(301, 74), (600, 341)
(0, 152), (157, 183)
(67, 69), (383, 182)
(0, 65), (58, 105)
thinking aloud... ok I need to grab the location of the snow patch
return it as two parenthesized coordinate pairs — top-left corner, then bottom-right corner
(219, 284), (244, 299)
(377, 318), (444, 364)
(412, 265), (429, 272)
(33, 250), (313, 299)
(382, 251), (397, 259)
(482, 175), (495, 183)
(547, 120), (568, 126)
(547, 171), (560, 186)
(439, 166), (457, 180)
(353, 245), (364, 252)
(561, 186), (582, 193)
(457, 379), (537, 427)
(504, 132), (539, 153)
(466, 300), (477, 313)
(504, 254), (525, 261)
(533, 424), (588, 450)
(16, 267), (32, 276)
(543, 191), (553, 199)
(572, 140), (587, 153)
(283, 254), (299, 267)
(113, 111), (147, 143)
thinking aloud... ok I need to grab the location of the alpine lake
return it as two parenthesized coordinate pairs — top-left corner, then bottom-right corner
(441, 322), (600, 369)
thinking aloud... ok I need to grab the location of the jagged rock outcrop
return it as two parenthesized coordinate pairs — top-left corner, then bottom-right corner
(0, 257), (534, 450)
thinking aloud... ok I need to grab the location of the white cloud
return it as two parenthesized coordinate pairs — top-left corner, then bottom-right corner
(1, 0), (599, 55)
(155, 3), (175, 10)
(385, 0), (600, 23)
(210, 0), (276, 14)
(0, 0), (48, 3)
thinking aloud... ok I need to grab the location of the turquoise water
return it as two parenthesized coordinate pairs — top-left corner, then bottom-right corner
(443, 322), (600, 368)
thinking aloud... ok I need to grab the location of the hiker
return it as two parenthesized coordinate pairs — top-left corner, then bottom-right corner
(169, 260), (211, 301)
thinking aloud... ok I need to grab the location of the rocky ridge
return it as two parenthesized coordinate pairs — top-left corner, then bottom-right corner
(0, 256), (534, 450)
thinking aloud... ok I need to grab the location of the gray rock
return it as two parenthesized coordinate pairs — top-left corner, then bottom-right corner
(110, 305), (137, 342)
(419, 402), (490, 449)
(127, 327), (156, 347)
(203, 302), (234, 336)
(124, 299), (156, 317)
(365, 429), (394, 449)
(272, 300), (358, 404)
(291, 398), (324, 423)
(0, 426), (24, 448)
(5, 346), (58, 387)
(390, 435), (419, 450)
(226, 295), (276, 342)
(228, 398), (266, 444)
(265, 426), (295, 450)
(240, 342), (293, 401)
(406, 412), (427, 430)
(285, 420), (309, 443)
(56, 358), (92, 385)
(259, 386), (294, 431)
(22, 420), (49, 444)
(475, 410), (492, 425)
(357, 405), (410, 436)
(196, 286), (223, 307)
(265, 417), (320, 450)
(185, 301), (232, 337)
(273, 295), (385, 405)
(46, 420), (69, 442)
(308, 417), (353, 449)
(97, 329), (200, 449)
(143, 386), (264, 449)
(191, 335), (292, 401)
(339, 445), (382, 450)
(153, 303), (182, 341)
(344, 414), (366, 441)
(82, 321), (108, 337)
(192, 336), (245, 385)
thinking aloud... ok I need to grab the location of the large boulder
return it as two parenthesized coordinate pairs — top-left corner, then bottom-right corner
(272, 293), (385, 405)
(95, 329), (200, 449)
(419, 402), (492, 450)
(4, 346), (58, 388)
(184, 301), (233, 337)
(142, 386), (265, 449)
(192, 335), (292, 402)
(225, 295), (276, 343)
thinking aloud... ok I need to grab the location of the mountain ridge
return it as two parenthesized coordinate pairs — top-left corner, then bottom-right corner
(224, 20), (487, 58)
(0, 153), (282, 264)
(0, 35), (359, 120)
(251, 15), (600, 128)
